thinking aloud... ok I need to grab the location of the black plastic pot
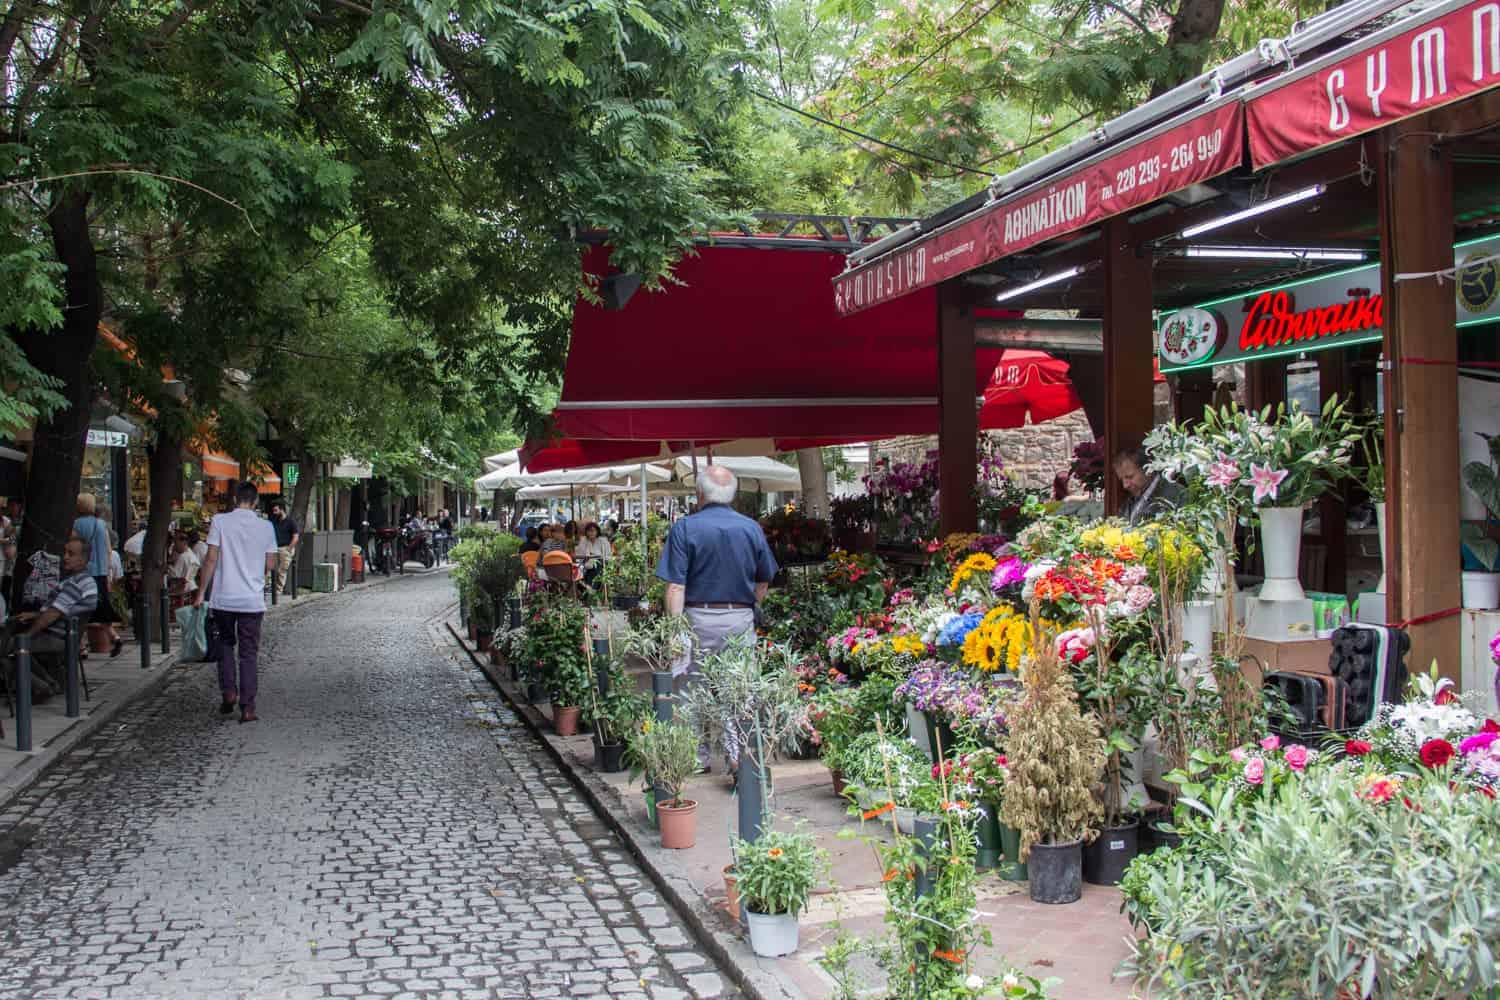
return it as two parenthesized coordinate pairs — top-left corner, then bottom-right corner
(1083, 821), (1139, 886)
(975, 804), (1002, 870)
(1140, 821), (1182, 853)
(507, 598), (522, 629)
(525, 681), (547, 705)
(1028, 839), (1083, 904)
(594, 738), (627, 773)
(612, 594), (641, 611)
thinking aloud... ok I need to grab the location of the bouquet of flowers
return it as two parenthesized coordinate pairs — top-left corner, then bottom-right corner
(1353, 669), (1479, 768)
(1144, 396), (1361, 510)
(961, 605), (1038, 674)
(865, 455), (940, 544)
(760, 503), (831, 563)
(957, 747), (1010, 804)
(1224, 734), (1320, 802)
(948, 552), (998, 602)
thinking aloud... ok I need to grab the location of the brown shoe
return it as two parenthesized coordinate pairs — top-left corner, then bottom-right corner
(239, 709), (258, 724)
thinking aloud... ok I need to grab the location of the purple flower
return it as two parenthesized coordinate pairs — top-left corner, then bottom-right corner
(990, 556), (1030, 592)
(1460, 732), (1499, 755)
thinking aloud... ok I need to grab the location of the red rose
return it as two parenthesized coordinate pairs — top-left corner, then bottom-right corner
(1484, 719), (1500, 735)
(1344, 739), (1373, 756)
(1419, 738), (1456, 768)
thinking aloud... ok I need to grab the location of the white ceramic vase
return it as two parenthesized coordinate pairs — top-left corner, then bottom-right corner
(1181, 599), (1215, 658)
(1257, 506), (1306, 602)
(1462, 571), (1500, 610)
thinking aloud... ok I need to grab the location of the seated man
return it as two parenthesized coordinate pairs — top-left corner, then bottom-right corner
(166, 531), (201, 608)
(16, 539), (97, 699)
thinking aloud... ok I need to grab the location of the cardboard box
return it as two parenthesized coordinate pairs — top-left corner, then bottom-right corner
(1238, 635), (1334, 687)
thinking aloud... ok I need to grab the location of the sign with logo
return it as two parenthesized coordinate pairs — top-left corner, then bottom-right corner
(85, 429), (128, 448)
(282, 462), (300, 487)
(1159, 234), (1500, 372)
(1247, 0), (1500, 169)
(832, 102), (1245, 316)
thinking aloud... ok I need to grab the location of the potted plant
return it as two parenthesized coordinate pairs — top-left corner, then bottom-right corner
(957, 748), (1009, 870)
(521, 597), (588, 720)
(545, 644), (592, 737)
(1462, 431), (1500, 609)
(626, 718), (701, 848)
(731, 826), (822, 958)
(1000, 616), (1105, 904)
(589, 663), (649, 772)
(620, 612), (696, 676)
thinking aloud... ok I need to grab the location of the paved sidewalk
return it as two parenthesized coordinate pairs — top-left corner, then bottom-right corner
(0, 567), (412, 810)
(449, 618), (1141, 1000)
(0, 569), (743, 999)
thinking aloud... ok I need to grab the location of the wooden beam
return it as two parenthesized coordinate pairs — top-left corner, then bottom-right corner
(1378, 118), (1460, 681)
(1317, 349), (1348, 593)
(938, 281), (978, 535)
(1101, 216), (1156, 515)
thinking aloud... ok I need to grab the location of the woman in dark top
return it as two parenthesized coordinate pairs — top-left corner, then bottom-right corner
(519, 527), (541, 554)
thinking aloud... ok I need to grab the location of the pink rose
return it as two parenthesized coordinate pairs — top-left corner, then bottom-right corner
(1283, 744), (1309, 772)
(1244, 758), (1265, 786)
(1260, 735), (1281, 752)
(1229, 747), (1247, 763)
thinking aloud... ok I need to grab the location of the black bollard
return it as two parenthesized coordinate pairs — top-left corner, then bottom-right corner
(63, 617), (80, 718)
(137, 594), (151, 670)
(15, 634), (32, 752)
(651, 671), (674, 724)
(158, 588), (170, 654)
(339, 553), (346, 590)
(289, 549), (299, 597)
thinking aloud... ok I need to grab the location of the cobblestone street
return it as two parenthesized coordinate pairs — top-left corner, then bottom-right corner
(0, 571), (741, 1000)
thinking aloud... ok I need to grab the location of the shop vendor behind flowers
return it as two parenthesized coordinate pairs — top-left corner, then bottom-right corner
(1113, 444), (1184, 525)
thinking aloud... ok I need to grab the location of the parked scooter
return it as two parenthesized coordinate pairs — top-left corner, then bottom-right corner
(397, 521), (436, 570)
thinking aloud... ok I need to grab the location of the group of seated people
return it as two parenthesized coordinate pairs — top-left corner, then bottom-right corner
(518, 520), (614, 589)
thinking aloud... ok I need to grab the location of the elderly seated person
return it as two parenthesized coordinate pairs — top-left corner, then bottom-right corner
(539, 524), (568, 555)
(13, 539), (97, 701)
(574, 521), (613, 588)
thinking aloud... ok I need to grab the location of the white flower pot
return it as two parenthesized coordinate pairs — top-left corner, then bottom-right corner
(905, 703), (932, 761)
(745, 909), (800, 958)
(1181, 599), (1214, 658)
(1374, 502), (1387, 596)
(1257, 506), (1306, 602)
(1462, 571), (1500, 610)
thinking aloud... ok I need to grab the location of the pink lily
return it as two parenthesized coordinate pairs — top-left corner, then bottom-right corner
(1244, 463), (1289, 504)
(1205, 453), (1241, 489)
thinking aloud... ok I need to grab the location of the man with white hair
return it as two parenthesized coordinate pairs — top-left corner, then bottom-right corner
(656, 464), (779, 772)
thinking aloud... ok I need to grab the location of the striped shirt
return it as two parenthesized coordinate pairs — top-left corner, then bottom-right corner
(46, 572), (98, 637)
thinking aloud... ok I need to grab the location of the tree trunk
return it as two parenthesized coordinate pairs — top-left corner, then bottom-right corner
(289, 447), (315, 528)
(1151, 0), (1228, 96)
(335, 486), (352, 530)
(141, 422), (184, 635)
(11, 190), (101, 607)
(795, 448), (830, 520)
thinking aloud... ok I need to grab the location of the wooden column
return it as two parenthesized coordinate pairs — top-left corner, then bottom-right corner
(1378, 120), (1460, 680)
(938, 281), (978, 535)
(1172, 369), (1214, 427)
(1101, 216), (1156, 515)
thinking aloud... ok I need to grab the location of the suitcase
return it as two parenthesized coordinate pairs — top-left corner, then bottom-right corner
(1264, 671), (1327, 742)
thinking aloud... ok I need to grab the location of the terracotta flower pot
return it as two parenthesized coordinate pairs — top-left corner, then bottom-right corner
(657, 798), (698, 849)
(830, 768), (847, 797)
(723, 865), (740, 921)
(86, 623), (113, 653)
(553, 705), (582, 737)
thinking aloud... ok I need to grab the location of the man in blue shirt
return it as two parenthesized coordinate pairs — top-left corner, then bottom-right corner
(656, 465), (779, 771)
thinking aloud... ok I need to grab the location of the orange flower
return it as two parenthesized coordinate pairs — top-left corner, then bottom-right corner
(881, 867), (899, 882)
(1033, 577), (1067, 601)
(767, 847), (784, 859)
(932, 948), (966, 964)
(1113, 545), (1138, 562)
(861, 801), (895, 820)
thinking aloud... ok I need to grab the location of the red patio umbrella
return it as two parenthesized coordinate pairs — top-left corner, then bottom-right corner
(978, 350), (1083, 428)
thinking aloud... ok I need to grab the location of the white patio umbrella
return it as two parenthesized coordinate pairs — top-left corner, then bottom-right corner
(673, 455), (801, 493)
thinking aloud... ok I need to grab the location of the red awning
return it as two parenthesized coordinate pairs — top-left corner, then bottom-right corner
(1247, 0), (1500, 170)
(979, 351), (1082, 428)
(832, 99), (1245, 316)
(519, 436), (865, 474)
(550, 244), (1009, 444)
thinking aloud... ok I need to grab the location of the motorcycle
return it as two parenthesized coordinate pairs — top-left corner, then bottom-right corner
(397, 522), (436, 570)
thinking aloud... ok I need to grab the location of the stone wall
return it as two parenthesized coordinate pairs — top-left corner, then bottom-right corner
(873, 410), (1095, 489)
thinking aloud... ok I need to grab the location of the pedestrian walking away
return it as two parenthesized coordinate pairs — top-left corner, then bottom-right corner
(655, 464), (778, 772)
(268, 501), (300, 596)
(196, 482), (279, 723)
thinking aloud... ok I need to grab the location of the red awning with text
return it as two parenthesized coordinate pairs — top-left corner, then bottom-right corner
(1246, 0), (1500, 170)
(832, 100), (1245, 316)
(551, 244), (1009, 443)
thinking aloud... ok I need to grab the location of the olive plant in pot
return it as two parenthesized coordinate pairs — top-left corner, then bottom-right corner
(732, 825), (823, 958)
(620, 612), (696, 676)
(625, 719), (701, 848)
(1001, 615), (1105, 904)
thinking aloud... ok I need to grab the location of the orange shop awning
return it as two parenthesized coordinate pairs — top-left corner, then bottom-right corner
(201, 451), (239, 480)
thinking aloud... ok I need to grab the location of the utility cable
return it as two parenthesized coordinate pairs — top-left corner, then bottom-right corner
(844, 0), (1009, 118)
(751, 89), (995, 178)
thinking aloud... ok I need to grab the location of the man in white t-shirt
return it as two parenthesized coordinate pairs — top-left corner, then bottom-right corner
(195, 482), (278, 724)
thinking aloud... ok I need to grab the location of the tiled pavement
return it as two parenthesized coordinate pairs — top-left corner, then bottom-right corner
(0, 570), (741, 1000)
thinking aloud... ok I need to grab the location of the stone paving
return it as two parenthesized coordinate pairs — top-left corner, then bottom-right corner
(0, 570), (741, 1000)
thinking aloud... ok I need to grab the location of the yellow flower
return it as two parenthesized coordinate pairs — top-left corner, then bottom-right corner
(890, 634), (926, 657)
(767, 847), (784, 858)
(948, 552), (998, 593)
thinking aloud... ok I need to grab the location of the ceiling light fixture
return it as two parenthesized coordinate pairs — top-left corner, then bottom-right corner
(993, 266), (1083, 303)
(1183, 246), (1365, 262)
(1178, 184), (1326, 238)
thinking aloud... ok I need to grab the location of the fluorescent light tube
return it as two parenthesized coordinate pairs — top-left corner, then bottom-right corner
(1184, 246), (1365, 262)
(1178, 184), (1325, 239)
(993, 266), (1083, 303)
